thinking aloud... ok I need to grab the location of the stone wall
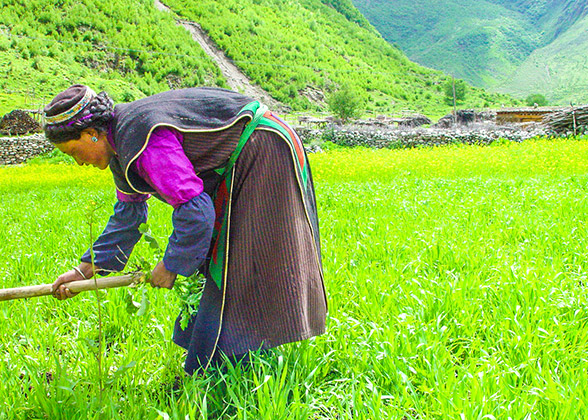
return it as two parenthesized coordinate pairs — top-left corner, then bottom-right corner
(0, 123), (559, 165)
(0, 134), (54, 165)
(295, 122), (550, 149)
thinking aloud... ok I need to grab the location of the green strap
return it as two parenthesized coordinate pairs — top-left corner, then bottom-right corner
(214, 101), (268, 177)
(209, 101), (267, 289)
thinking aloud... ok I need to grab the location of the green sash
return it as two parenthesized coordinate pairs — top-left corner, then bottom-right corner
(209, 101), (268, 288)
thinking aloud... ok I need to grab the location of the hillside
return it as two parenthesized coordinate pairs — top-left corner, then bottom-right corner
(155, 0), (517, 115)
(499, 12), (588, 104)
(0, 0), (516, 117)
(353, 0), (588, 104)
(352, 0), (539, 87)
(0, 0), (224, 114)
(490, 0), (587, 43)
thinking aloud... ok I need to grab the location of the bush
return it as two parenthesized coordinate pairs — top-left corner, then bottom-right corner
(328, 85), (363, 122)
(525, 93), (548, 107)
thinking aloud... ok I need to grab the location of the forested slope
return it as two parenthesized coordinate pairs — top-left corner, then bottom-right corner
(352, 0), (538, 88)
(1, 0), (515, 116)
(0, 0), (223, 113)
(500, 12), (588, 104)
(353, 0), (588, 104)
(161, 0), (515, 114)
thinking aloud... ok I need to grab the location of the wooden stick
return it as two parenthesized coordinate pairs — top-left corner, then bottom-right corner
(0, 273), (145, 302)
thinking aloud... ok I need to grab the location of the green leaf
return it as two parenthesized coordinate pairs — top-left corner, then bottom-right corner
(106, 361), (138, 385)
(138, 223), (150, 235)
(137, 287), (150, 317)
(125, 291), (140, 314)
(145, 235), (161, 250)
(139, 223), (161, 251)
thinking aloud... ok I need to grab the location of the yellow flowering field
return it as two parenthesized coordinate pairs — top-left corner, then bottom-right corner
(311, 137), (588, 181)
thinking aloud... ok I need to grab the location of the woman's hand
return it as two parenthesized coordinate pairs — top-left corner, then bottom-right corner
(150, 261), (177, 289)
(52, 262), (94, 300)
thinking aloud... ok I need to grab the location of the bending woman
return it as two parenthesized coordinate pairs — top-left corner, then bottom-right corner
(44, 85), (327, 374)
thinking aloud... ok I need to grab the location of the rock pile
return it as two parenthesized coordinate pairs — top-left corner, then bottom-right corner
(0, 110), (42, 136)
(398, 114), (432, 128)
(434, 110), (495, 128)
(353, 114), (432, 128)
(0, 134), (53, 165)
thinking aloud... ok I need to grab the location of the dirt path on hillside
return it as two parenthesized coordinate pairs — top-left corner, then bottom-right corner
(154, 0), (284, 110)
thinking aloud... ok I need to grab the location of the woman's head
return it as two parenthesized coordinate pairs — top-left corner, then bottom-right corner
(43, 84), (114, 143)
(44, 85), (116, 169)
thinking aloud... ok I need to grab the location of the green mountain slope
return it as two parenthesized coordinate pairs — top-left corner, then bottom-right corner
(0, 0), (515, 117)
(0, 0), (224, 114)
(353, 0), (588, 104)
(352, 0), (539, 87)
(490, 0), (587, 42)
(499, 12), (588, 104)
(161, 0), (516, 114)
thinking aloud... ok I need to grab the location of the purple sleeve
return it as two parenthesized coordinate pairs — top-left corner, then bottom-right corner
(134, 127), (214, 276)
(117, 190), (150, 203)
(134, 127), (203, 208)
(164, 193), (215, 277)
(81, 201), (148, 273)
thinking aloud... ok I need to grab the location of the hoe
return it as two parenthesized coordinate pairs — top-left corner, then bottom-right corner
(0, 273), (145, 302)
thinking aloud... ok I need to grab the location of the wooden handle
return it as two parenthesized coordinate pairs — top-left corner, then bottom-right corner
(0, 273), (145, 302)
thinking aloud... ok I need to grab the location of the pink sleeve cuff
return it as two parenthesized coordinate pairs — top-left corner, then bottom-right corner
(116, 190), (150, 202)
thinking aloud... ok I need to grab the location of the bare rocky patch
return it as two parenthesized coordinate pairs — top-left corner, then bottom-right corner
(154, 0), (286, 111)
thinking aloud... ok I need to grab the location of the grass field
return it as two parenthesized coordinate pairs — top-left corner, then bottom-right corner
(1, 138), (588, 419)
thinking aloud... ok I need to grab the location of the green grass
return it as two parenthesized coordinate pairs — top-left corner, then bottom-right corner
(2, 138), (588, 418)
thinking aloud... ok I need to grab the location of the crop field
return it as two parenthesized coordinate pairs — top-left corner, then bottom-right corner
(1, 138), (588, 419)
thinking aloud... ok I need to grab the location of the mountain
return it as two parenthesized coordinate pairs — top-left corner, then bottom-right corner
(352, 0), (588, 104)
(499, 8), (588, 104)
(0, 0), (516, 117)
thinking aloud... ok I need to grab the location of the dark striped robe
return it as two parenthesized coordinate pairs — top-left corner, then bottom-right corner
(108, 88), (327, 374)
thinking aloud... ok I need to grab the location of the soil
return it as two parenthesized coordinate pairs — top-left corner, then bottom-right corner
(0, 110), (42, 136)
(154, 0), (288, 112)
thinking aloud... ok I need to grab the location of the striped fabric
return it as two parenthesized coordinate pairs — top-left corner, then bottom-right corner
(173, 127), (327, 374)
(182, 121), (246, 172)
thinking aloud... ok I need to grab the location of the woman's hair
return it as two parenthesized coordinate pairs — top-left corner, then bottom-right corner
(43, 86), (114, 143)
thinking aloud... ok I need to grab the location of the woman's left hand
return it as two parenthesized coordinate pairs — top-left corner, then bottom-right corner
(150, 261), (177, 289)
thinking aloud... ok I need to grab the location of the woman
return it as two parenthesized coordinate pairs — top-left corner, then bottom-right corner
(44, 84), (327, 374)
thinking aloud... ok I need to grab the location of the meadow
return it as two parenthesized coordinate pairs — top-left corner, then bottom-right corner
(1, 138), (588, 418)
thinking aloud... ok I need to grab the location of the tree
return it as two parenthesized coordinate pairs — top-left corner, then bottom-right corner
(525, 93), (548, 107)
(443, 78), (467, 105)
(327, 85), (363, 122)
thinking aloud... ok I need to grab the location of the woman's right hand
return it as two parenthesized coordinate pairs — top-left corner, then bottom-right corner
(52, 262), (94, 300)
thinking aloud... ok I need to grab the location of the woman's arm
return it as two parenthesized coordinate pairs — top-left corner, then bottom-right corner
(162, 192), (215, 276)
(53, 199), (148, 299)
(80, 200), (149, 272)
(133, 127), (215, 289)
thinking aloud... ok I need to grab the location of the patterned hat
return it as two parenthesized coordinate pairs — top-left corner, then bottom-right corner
(44, 84), (96, 126)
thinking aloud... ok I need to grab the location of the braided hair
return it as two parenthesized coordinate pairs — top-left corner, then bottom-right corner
(43, 86), (115, 143)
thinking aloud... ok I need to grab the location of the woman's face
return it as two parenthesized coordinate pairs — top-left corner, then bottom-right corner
(55, 129), (114, 170)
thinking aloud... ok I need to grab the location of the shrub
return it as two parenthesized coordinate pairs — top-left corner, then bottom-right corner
(525, 93), (548, 107)
(328, 85), (363, 122)
(443, 78), (467, 105)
